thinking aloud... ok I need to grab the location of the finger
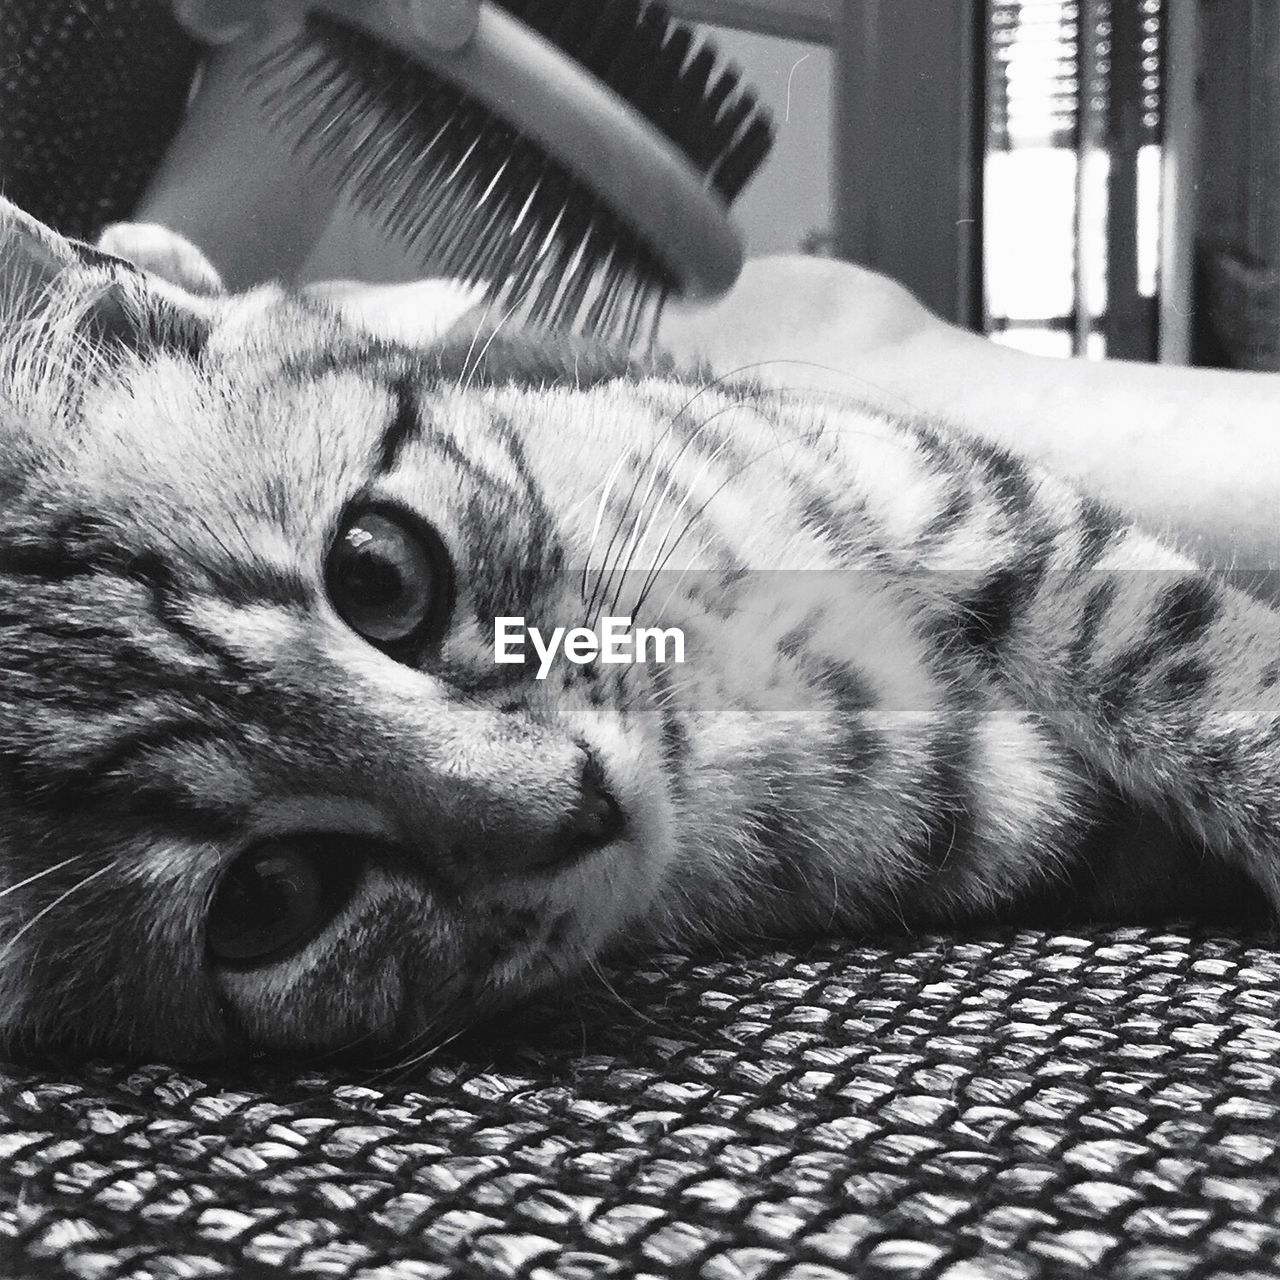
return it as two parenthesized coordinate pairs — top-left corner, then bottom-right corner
(371, 0), (481, 51)
(170, 0), (265, 44)
(176, 1), (483, 51)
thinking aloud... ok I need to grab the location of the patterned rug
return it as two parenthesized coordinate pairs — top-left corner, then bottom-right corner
(2, 926), (1279, 1279)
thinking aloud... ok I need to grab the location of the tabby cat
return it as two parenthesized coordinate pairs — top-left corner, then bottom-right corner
(0, 198), (1275, 1061)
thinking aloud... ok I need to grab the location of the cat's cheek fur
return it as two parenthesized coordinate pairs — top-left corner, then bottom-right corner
(0, 834), (235, 1060)
(217, 870), (458, 1056)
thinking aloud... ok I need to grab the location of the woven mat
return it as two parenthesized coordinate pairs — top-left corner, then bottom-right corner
(3, 927), (1280, 1279)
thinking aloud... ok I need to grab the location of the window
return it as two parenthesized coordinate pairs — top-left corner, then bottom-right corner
(985, 0), (1166, 359)
(669, 0), (1184, 363)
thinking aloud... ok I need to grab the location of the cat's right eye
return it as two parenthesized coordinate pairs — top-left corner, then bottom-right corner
(207, 836), (361, 966)
(326, 503), (453, 651)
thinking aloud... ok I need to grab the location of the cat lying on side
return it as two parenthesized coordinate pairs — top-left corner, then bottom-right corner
(0, 199), (1273, 1061)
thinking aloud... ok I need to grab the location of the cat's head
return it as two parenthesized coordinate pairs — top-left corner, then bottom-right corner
(0, 201), (679, 1060)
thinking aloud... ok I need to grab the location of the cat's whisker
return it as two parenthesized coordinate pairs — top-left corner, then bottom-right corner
(454, 308), (494, 396)
(581, 447), (649, 616)
(378, 1020), (472, 1081)
(0, 853), (91, 905)
(644, 425), (857, 625)
(364, 975), (475, 1084)
(0, 858), (121, 972)
(581, 459), (638, 626)
(456, 283), (538, 395)
(580, 951), (658, 1029)
(628, 401), (779, 621)
(582, 383), (736, 627)
(583, 436), (675, 632)
(307, 1019), (394, 1067)
(454, 279), (527, 391)
(680, 357), (925, 417)
(601, 401), (765, 624)
(879, 874), (914, 936)
(595, 440), (678, 627)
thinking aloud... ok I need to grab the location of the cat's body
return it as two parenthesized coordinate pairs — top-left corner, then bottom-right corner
(0, 199), (1276, 1060)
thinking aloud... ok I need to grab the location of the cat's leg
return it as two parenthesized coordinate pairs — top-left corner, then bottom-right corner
(901, 424), (1280, 910)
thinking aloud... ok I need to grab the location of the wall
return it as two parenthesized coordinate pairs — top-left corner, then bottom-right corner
(697, 26), (834, 257)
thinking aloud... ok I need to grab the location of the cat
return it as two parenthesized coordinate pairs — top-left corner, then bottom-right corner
(0, 196), (1276, 1062)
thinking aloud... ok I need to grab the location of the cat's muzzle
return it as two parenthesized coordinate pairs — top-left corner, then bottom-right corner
(205, 754), (626, 967)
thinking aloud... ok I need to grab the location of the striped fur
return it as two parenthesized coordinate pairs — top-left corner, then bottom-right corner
(0, 200), (1272, 1060)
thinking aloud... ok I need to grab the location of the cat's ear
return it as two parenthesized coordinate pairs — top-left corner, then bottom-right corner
(0, 199), (76, 319)
(0, 198), (213, 356)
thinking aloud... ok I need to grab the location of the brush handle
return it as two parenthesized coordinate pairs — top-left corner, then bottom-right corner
(137, 1), (484, 287)
(132, 37), (338, 288)
(315, 0), (745, 300)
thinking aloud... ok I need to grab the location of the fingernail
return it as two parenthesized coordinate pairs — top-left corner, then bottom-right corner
(170, 0), (261, 44)
(384, 0), (480, 52)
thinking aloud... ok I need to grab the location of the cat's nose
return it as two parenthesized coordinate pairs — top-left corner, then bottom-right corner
(569, 772), (625, 849)
(544, 763), (625, 869)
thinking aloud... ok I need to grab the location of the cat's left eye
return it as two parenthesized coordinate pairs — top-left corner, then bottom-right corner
(326, 504), (452, 649)
(206, 836), (361, 966)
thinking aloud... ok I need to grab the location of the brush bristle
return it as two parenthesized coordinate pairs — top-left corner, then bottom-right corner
(249, 0), (773, 346)
(495, 0), (773, 202)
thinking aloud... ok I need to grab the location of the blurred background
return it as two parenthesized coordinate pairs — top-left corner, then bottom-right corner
(672, 1), (1275, 372)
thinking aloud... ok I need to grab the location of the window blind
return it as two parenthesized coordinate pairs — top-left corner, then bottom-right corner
(989, 0), (1084, 150)
(984, 0), (1165, 360)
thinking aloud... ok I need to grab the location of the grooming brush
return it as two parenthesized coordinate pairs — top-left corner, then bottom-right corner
(143, 0), (776, 344)
(0, 0), (773, 344)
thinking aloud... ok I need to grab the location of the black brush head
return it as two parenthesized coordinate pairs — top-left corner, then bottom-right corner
(499, 0), (773, 203)
(253, 0), (775, 345)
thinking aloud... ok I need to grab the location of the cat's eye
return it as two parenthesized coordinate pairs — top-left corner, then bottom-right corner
(206, 836), (360, 966)
(326, 504), (452, 649)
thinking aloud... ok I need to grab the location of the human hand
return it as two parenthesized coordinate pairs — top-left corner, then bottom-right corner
(169, 0), (263, 43)
(147, 2), (954, 402)
(139, 0), (484, 288)
(657, 255), (1280, 582)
